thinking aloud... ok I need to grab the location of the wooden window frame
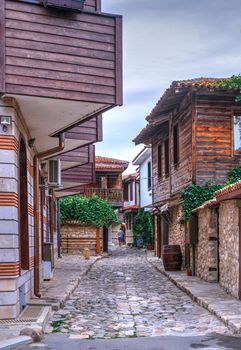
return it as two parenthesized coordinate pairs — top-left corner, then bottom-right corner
(158, 144), (162, 180)
(233, 114), (241, 155)
(164, 138), (170, 178)
(173, 123), (179, 166)
(129, 182), (133, 201)
(147, 161), (152, 190)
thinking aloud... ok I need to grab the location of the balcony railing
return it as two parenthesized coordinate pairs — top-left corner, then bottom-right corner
(82, 188), (123, 203)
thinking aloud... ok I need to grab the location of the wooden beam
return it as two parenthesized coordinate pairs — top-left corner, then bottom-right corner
(96, 227), (101, 254)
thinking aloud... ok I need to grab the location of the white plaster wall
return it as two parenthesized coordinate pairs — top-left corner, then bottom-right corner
(139, 155), (152, 208)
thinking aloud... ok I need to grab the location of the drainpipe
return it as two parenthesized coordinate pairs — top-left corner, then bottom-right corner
(33, 133), (65, 297)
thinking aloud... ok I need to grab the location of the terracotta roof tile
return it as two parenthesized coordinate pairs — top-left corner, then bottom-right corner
(192, 198), (217, 212)
(133, 77), (238, 145)
(96, 156), (129, 165)
(215, 180), (241, 198)
(122, 205), (139, 211)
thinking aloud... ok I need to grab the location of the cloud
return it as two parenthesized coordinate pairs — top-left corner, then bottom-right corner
(98, 0), (241, 173)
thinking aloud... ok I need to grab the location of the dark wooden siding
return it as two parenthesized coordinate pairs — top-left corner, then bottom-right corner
(152, 95), (193, 205)
(170, 97), (193, 194)
(2, 0), (122, 105)
(152, 123), (170, 205)
(195, 94), (241, 185)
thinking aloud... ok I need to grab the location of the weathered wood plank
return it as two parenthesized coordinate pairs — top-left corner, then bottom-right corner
(6, 28), (115, 52)
(6, 57), (115, 78)
(0, 1), (5, 93)
(6, 38), (115, 61)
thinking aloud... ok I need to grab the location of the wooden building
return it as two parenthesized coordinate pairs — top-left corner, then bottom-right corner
(59, 156), (128, 252)
(0, 0), (122, 319)
(134, 78), (241, 266)
(122, 173), (140, 244)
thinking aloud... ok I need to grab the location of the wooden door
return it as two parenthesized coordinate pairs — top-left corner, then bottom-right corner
(156, 215), (161, 258)
(103, 226), (108, 253)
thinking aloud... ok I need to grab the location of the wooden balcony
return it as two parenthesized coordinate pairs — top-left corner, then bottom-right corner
(0, 0), (122, 153)
(83, 188), (123, 205)
(57, 186), (124, 206)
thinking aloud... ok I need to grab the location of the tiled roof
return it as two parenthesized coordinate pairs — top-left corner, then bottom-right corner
(192, 198), (217, 213)
(133, 77), (233, 145)
(96, 156), (129, 165)
(122, 172), (139, 181)
(122, 205), (139, 211)
(214, 180), (241, 198)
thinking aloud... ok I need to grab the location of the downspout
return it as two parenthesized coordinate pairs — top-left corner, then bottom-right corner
(33, 133), (65, 297)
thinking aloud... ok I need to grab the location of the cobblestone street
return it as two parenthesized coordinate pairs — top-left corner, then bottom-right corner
(50, 248), (229, 339)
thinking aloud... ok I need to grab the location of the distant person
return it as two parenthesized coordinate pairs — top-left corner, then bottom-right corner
(117, 227), (124, 247)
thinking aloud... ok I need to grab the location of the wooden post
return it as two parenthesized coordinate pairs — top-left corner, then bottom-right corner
(96, 227), (101, 254)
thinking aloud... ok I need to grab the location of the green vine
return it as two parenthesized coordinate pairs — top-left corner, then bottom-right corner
(225, 166), (241, 186)
(60, 195), (118, 228)
(133, 208), (154, 246)
(214, 75), (241, 102)
(180, 183), (222, 222)
(180, 166), (241, 222)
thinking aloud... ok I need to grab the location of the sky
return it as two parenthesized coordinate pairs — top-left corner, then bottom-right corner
(96, 0), (241, 174)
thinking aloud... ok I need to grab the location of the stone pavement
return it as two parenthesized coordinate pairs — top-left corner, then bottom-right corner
(48, 247), (230, 339)
(147, 252), (241, 334)
(0, 254), (101, 344)
(36, 254), (102, 308)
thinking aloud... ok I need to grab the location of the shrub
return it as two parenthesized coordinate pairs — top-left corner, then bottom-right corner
(60, 195), (118, 227)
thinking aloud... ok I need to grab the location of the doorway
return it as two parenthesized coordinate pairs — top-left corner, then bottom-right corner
(19, 138), (29, 270)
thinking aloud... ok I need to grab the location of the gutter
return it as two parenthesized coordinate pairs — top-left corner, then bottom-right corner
(33, 134), (65, 297)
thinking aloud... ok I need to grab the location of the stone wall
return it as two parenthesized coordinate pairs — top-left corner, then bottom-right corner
(196, 207), (218, 282)
(168, 205), (185, 266)
(61, 222), (103, 256)
(219, 200), (239, 298)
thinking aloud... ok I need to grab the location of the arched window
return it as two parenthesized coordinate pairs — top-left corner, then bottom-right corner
(19, 138), (29, 270)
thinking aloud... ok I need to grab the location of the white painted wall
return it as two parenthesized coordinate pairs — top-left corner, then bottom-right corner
(133, 147), (152, 209)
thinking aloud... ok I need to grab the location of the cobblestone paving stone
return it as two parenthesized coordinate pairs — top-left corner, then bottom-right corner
(49, 247), (230, 339)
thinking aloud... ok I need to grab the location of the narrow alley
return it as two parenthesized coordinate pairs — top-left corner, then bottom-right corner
(49, 248), (228, 339)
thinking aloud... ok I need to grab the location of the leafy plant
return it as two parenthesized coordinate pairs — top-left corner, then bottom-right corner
(214, 75), (241, 102)
(225, 166), (241, 185)
(180, 183), (223, 221)
(60, 195), (118, 227)
(133, 208), (154, 246)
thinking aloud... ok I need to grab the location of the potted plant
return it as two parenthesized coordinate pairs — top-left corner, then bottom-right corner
(146, 243), (153, 250)
(186, 265), (192, 276)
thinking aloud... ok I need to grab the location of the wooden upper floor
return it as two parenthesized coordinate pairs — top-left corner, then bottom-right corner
(134, 79), (241, 206)
(0, 0), (122, 106)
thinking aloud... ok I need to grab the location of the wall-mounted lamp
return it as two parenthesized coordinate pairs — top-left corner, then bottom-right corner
(28, 138), (36, 148)
(0, 115), (12, 132)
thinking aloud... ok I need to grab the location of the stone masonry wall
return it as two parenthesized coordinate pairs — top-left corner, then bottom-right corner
(61, 222), (103, 256)
(219, 200), (239, 298)
(168, 205), (185, 267)
(196, 207), (218, 282)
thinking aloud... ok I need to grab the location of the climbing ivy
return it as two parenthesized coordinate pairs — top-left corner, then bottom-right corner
(133, 208), (154, 246)
(180, 183), (223, 222)
(214, 75), (241, 102)
(180, 166), (241, 222)
(225, 166), (241, 186)
(60, 195), (118, 228)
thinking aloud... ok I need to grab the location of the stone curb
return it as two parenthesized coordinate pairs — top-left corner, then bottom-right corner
(147, 256), (241, 335)
(0, 336), (32, 350)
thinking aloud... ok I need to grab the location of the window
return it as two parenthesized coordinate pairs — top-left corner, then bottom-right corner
(129, 182), (133, 201)
(158, 144), (162, 178)
(123, 183), (128, 201)
(164, 138), (169, 177)
(233, 115), (241, 153)
(173, 124), (179, 165)
(147, 161), (152, 189)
